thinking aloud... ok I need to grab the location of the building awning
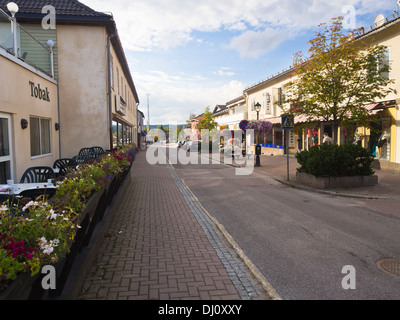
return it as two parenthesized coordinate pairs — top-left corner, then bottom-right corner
(364, 103), (381, 115)
(366, 100), (396, 114)
(257, 100), (397, 125)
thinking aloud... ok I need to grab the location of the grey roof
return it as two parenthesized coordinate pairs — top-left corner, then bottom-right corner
(0, 0), (111, 18)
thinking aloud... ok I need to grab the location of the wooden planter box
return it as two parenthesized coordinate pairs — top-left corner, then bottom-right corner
(0, 167), (131, 300)
(296, 172), (378, 189)
(0, 272), (40, 300)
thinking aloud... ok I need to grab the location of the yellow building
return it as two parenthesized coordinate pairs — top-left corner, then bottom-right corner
(244, 68), (293, 156)
(241, 13), (400, 171)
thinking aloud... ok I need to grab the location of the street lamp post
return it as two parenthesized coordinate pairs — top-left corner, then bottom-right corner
(254, 102), (261, 167)
(7, 2), (19, 57)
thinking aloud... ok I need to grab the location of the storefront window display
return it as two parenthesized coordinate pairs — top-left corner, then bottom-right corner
(274, 127), (283, 146)
(304, 126), (319, 150)
(367, 117), (391, 160)
(340, 123), (358, 145)
(113, 120), (133, 148)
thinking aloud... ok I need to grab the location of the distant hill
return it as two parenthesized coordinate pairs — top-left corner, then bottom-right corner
(147, 124), (186, 130)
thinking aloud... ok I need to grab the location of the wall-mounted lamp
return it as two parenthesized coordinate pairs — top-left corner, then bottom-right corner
(55, 122), (60, 131)
(21, 119), (28, 129)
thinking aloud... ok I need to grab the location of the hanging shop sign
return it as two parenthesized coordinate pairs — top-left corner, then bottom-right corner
(29, 81), (50, 102)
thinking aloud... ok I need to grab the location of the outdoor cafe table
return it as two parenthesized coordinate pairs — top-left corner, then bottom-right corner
(0, 181), (56, 195)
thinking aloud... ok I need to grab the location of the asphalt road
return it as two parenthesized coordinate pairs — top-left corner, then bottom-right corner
(165, 145), (400, 300)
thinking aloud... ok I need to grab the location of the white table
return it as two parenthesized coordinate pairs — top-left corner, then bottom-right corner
(0, 182), (56, 195)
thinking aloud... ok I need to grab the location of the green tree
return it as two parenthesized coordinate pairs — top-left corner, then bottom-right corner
(157, 124), (169, 139)
(197, 106), (217, 131)
(186, 113), (197, 125)
(284, 16), (396, 144)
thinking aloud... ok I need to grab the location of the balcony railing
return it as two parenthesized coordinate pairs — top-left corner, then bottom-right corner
(0, 8), (55, 78)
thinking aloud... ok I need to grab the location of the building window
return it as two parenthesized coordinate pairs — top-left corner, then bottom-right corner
(30, 116), (51, 156)
(264, 92), (271, 115)
(113, 120), (133, 148)
(379, 47), (390, 80)
(278, 87), (286, 106)
(0, 114), (12, 183)
(368, 47), (390, 81)
(251, 98), (255, 111)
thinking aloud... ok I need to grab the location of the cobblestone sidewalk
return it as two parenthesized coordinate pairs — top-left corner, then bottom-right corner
(78, 152), (273, 300)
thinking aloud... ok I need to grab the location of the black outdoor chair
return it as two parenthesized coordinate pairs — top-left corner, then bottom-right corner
(78, 147), (97, 160)
(53, 158), (77, 176)
(20, 166), (56, 183)
(72, 155), (90, 165)
(91, 146), (105, 159)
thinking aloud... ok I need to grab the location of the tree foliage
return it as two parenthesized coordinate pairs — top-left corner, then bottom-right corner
(197, 106), (217, 131)
(186, 113), (197, 125)
(284, 16), (396, 143)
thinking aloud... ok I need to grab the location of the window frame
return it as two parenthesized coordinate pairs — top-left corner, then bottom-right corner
(30, 116), (52, 158)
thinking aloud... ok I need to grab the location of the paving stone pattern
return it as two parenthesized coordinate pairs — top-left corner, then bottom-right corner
(78, 152), (269, 300)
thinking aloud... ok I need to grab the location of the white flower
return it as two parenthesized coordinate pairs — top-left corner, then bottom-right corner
(48, 209), (58, 220)
(43, 246), (54, 255)
(22, 200), (39, 212)
(38, 237), (56, 255)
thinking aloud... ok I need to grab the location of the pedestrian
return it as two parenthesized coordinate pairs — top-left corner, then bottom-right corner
(323, 132), (333, 144)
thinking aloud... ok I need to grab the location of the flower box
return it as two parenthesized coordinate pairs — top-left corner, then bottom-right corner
(296, 172), (378, 189)
(0, 147), (135, 299)
(0, 270), (39, 300)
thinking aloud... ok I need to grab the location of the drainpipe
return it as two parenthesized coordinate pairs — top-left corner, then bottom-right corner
(57, 84), (61, 158)
(136, 102), (140, 145)
(107, 33), (117, 150)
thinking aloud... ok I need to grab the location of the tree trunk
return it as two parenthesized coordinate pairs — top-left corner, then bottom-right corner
(332, 122), (339, 145)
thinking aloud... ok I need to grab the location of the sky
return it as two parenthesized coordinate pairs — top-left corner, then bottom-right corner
(82, 0), (399, 125)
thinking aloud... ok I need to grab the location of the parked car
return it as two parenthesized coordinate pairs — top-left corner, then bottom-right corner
(187, 141), (199, 152)
(182, 140), (192, 151)
(220, 144), (241, 155)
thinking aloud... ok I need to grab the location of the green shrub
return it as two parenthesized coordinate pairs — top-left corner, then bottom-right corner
(296, 144), (374, 177)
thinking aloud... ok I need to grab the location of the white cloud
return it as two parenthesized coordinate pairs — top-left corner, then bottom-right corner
(227, 28), (289, 59)
(213, 67), (236, 77)
(134, 70), (244, 124)
(81, 0), (396, 125)
(83, 0), (395, 54)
